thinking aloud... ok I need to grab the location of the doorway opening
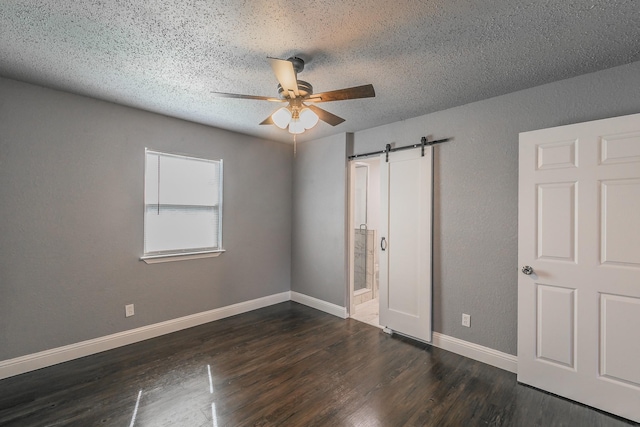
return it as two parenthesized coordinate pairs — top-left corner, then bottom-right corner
(348, 158), (381, 328)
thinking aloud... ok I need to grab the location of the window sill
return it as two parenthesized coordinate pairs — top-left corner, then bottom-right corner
(140, 250), (225, 264)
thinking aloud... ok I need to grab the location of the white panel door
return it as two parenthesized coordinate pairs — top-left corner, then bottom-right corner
(379, 147), (432, 342)
(518, 113), (640, 423)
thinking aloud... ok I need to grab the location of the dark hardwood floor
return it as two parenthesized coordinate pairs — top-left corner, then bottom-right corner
(0, 302), (636, 426)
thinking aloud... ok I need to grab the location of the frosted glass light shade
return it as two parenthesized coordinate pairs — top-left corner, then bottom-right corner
(299, 108), (319, 129)
(288, 117), (305, 134)
(272, 107), (292, 129)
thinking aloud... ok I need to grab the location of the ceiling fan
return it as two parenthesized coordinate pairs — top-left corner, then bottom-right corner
(211, 56), (375, 135)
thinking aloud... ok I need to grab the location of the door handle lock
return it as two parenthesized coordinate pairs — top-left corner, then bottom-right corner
(381, 237), (387, 251)
(521, 265), (534, 275)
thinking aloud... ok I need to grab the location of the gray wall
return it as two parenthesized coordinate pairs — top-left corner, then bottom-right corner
(294, 61), (640, 355)
(3, 60), (639, 362)
(291, 133), (348, 306)
(0, 78), (292, 360)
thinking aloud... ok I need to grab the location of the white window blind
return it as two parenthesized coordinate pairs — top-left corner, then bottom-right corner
(144, 149), (223, 257)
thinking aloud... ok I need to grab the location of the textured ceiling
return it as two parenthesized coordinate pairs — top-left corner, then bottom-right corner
(1, 0), (639, 143)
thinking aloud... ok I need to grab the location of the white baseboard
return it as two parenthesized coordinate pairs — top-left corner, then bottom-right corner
(1, 292), (515, 380)
(431, 332), (518, 373)
(290, 291), (348, 319)
(0, 291), (290, 380)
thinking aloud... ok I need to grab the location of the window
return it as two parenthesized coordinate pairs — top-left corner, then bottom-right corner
(142, 149), (223, 263)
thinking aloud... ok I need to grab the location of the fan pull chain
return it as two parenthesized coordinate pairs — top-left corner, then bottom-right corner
(293, 134), (297, 157)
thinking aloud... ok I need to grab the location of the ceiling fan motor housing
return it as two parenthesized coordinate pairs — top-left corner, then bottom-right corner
(277, 80), (313, 99)
(288, 56), (305, 74)
(275, 56), (311, 99)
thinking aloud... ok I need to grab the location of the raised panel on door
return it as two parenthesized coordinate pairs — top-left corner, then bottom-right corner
(536, 284), (576, 368)
(537, 139), (578, 170)
(388, 159), (420, 316)
(600, 294), (640, 387)
(536, 182), (577, 262)
(600, 179), (640, 267)
(600, 132), (640, 165)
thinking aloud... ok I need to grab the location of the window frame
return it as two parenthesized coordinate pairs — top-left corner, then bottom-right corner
(140, 148), (224, 264)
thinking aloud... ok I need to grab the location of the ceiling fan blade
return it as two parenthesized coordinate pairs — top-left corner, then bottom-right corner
(306, 104), (345, 126)
(259, 115), (274, 125)
(308, 84), (375, 103)
(211, 92), (285, 102)
(268, 57), (299, 98)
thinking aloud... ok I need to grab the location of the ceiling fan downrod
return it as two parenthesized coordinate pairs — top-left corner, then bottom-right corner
(288, 56), (305, 74)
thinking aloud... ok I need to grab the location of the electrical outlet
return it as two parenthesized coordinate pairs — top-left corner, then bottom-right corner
(462, 313), (471, 328)
(125, 304), (135, 317)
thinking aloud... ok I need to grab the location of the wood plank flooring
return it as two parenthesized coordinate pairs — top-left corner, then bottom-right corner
(0, 302), (636, 426)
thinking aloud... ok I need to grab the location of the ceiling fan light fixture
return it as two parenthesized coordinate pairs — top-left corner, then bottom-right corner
(272, 107), (292, 129)
(288, 117), (305, 134)
(299, 107), (319, 129)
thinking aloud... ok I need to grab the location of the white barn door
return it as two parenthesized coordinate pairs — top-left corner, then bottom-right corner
(518, 113), (640, 423)
(379, 147), (432, 342)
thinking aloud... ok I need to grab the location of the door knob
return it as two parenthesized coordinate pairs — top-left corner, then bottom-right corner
(521, 265), (534, 275)
(381, 237), (387, 251)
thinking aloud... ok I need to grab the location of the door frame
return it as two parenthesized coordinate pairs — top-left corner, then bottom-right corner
(347, 159), (377, 317)
(347, 159), (357, 317)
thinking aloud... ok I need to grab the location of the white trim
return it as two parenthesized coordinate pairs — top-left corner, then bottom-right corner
(141, 249), (225, 264)
(347, 160), (356, 318)
(431, 332), (518, 373)
(0, 292), (516, 380)
(0, 291), (290, 380)
(291, 291), (348, 319)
